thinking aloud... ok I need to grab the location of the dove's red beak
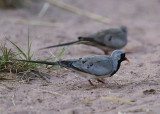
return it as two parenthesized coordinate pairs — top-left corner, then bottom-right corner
(125, 57), (130, 63)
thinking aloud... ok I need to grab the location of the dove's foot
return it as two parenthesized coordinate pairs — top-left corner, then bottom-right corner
(104, 51), (109, 55)
(88, 80), (94, 86)
(97, 79), (105, 84)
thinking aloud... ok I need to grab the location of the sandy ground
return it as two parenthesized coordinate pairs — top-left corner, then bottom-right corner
(0, 0), (160, 114)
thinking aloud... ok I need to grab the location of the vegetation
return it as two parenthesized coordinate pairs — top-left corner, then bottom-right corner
(0, 0), (24, 8)
(0, 31), (67, 82)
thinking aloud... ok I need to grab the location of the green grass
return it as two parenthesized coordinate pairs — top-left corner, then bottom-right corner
(0, 30), (68, 82)
(9, 31), (39, 70)
(0, 43), (15, 72)
(8, 31), (41, 71)
(0, 32), (41, 81)
(0, 34), (40, 82)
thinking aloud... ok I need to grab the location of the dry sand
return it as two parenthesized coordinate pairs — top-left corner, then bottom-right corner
(0, 0), (160, 114)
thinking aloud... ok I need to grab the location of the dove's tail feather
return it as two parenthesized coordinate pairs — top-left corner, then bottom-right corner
(39, 40), (81, 50)
(12, 59), (59, 66)
(39, 37), (94, 50)
(12, 59), (74, 69)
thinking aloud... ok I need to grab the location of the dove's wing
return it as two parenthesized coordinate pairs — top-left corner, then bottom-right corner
(92, 27), (127, 49)
(68, 55), (113, 76)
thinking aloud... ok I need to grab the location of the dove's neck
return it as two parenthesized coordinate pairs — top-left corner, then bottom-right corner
(111, 59), (121, 76)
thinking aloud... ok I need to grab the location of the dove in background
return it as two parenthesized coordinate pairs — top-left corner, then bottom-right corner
(40, 26), (128, 55)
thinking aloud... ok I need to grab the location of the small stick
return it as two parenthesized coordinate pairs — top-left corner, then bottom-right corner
(11, 94), (16, 106)
(38, 2), (50, 17)
(4, 19), (62, 27)
(45, 0), (110, 24)
(84, 97), (135, 105)
(35, 71), (51, 83)
(100, 97), (135, 105)
(32, 88), (64, 96)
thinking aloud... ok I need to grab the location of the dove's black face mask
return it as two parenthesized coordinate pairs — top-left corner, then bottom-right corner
(111, 53), (128, 76)
(120, 53), (126, 62)
(120, 53), (130, 63)
(117, 53), (126, 69)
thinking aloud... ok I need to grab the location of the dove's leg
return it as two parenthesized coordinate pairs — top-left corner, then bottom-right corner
(97, 79), (105, 84)
(104, 51), (109, 55)
(88, 80), (94, 86)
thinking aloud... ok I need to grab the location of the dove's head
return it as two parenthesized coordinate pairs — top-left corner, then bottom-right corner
(111, 50), (129, 62)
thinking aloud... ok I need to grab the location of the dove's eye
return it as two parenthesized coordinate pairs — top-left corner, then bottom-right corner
(121, 53), (125, 59)
(108, 35), (112, 41)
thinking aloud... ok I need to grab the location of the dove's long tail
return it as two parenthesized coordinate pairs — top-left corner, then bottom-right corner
(12, 59), (74, 68)
(39, 40), (80, 50)
(39, 37), (93, 50)
(12, 59), (59, 65)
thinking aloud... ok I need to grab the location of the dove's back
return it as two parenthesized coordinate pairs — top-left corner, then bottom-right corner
(71, 55), (113, 76)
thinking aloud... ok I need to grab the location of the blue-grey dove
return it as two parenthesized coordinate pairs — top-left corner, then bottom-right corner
(13, 50), (129, 86)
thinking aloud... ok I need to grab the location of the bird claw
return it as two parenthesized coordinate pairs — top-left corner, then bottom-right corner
(97, 79), (105, 84)
(104, 51), (109, 55)
(88, 80), (95, 86)
(88, 79), (106, 86)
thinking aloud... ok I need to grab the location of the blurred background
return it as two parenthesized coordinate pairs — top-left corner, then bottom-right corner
(1, 1), (160, 114)
(0, 0), (160, 58)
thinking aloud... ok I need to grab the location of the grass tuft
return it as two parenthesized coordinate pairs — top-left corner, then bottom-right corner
(0, 31), (48, 82)
(8, 31), (39, 71)
(0, 29), (72, 82)
(0, 43), (16, 72)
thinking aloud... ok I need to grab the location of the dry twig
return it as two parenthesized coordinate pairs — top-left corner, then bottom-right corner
(45, 0), (110, 23)
(4, 19), (62, 27)
(32, 88), (64, 96)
